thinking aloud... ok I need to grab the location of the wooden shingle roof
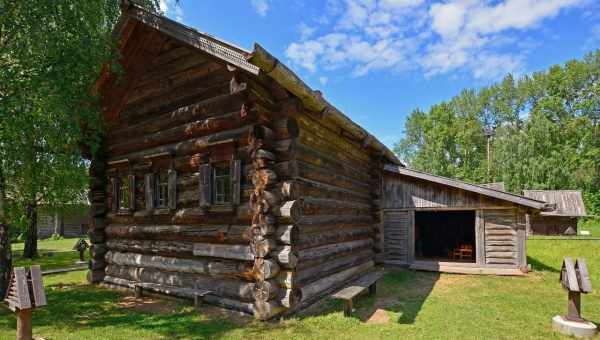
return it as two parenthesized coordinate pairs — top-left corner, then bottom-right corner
(522, 190), (587, 217)
(384, 165), (555, 211)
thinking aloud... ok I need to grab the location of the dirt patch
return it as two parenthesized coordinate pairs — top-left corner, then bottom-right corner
(365, 308), (390, 324)
(433, 273), (478, 292)
(118, 296), (181, 315)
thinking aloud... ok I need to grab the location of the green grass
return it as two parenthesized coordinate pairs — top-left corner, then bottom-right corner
(579, 217), (600, 236)
(1, 239), (599, 339)
(12, 237), (87, 271)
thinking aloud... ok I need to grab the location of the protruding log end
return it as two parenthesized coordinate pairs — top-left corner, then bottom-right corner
(253, 300), (287, 321)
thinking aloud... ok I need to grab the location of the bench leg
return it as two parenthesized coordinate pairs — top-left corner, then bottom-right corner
(194, 293), (203, 310)
(369, 283), (377, 296)
(134, 285), (143, 299)
(344, 299), (353, 317)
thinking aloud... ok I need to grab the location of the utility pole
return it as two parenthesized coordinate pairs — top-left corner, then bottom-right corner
(482, 127), (495, 181)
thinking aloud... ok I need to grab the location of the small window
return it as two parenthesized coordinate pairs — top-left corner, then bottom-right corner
(156, 172), (169, 208)
(119, 176), (130, 210)
(213, 165), (231, 205)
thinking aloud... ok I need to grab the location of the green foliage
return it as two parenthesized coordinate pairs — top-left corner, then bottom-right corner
(396, 50), (600, 213)
(0, 1), (164, 257)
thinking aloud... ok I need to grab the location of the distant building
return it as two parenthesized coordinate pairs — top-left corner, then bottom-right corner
(522, 190), (587, 235)
(37, 204), (90, 239)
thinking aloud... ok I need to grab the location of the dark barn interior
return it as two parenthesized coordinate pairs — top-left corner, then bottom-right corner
(415, 211), (476, 263)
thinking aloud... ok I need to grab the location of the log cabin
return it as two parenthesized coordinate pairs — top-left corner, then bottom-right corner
(88, 2), (555, 320)
(522, 190), (587, 235)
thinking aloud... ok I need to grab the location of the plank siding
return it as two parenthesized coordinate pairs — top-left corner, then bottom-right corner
(383, 211), (411, 265)
(483, 209), (518, 266)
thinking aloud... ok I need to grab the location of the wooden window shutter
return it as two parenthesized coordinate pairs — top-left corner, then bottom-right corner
(199, 163), (212, 208)
(144, 173), (155, 211)
(230, 159), (241, 206)
(111, 178), (119, 212)
(168, 169), (177, 210)
(128, 174), (136, 211)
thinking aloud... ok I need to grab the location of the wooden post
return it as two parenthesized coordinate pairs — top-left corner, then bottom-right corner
(567, 291), (582, 321)
(16, 309), (32, 340)
(134, 284), (143, 299)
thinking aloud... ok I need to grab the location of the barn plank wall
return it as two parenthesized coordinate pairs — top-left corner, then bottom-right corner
(95, 31), (291, 318)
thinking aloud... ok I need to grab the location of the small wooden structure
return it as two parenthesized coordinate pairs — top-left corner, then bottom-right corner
(37, 203), (90, 238)
(559, 257), (592, 321)
(552, 257), (597, 338)
(522, 190), (587, 235)
(3, 266), (47, 340)
(381, 167), (554, 275)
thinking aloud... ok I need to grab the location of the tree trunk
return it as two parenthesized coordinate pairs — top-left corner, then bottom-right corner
(0, 167), (11, 298)
(23, 201), (38, 259)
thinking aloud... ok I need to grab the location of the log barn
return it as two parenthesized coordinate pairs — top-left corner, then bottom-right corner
(381, 167), (553, 275)
(88, 3), (554, 320)
(522, 190), (587, 235)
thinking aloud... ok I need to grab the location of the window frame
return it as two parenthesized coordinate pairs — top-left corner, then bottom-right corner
(155, 172), (170, 209)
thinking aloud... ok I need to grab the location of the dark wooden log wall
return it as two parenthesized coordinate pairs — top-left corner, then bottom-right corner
(271, 101), (378, 312)
(95, 28), (288, 319)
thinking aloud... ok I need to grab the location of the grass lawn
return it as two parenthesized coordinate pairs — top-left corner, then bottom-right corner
(1, 239), (599, 340)
(12, 237), (88, 271)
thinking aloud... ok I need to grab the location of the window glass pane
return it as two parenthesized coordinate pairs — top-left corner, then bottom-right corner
(157, 173), (169, 208)
(119, 177), (129, 209)
(213, 165), (231, 205)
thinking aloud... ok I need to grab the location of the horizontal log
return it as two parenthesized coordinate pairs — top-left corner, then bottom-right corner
(296, 160), (373, 195)
(298, 239), (374, 262)
(485, 229), (517, 236)
(109, 110), (249, 157)
(105, 224), (251, 243)
(486, 258), (517, 265)
(193, 242), (254, 261)
(299, 261), (374, 303)
(297, 250), (374, 285)
(103, 275), (254, 315)
(296, 144), (373, 184)
(485, 235), (516, 242)
(485, 245), (515, 252)
(299, 226), (373, 249)
(107, 239), (194, 256)
(105, 251), (255, 280)
(278, 200), (302, 222)
(486, 252), (517, 259)
(294, 177), (372, 204)
(107, 125), (253, 162)
(106, 264), (261, 302)
(300, 197), (372, 216)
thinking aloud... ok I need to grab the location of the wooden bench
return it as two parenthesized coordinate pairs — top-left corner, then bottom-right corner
(331, 270), (384, 317)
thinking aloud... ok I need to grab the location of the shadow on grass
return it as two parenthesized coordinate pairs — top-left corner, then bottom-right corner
(0, 280), (248, 339)
(527, 256), (560, 273)
(296, 269), (439, 325)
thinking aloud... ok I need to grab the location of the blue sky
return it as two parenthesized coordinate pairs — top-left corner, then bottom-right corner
(160, 0), (600, 148)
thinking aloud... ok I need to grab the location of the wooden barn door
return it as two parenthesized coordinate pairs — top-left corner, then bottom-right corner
(383, 211), (414, 265)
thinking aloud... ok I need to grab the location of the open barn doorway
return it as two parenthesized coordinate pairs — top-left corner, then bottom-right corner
(415, 210), (476, 263)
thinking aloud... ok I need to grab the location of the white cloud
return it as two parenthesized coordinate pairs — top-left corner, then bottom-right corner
(285, 0), (584, 80)
(251, 0), (270, 17)
(319, 76), (329, 85)
(160, 0), (183, 22)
